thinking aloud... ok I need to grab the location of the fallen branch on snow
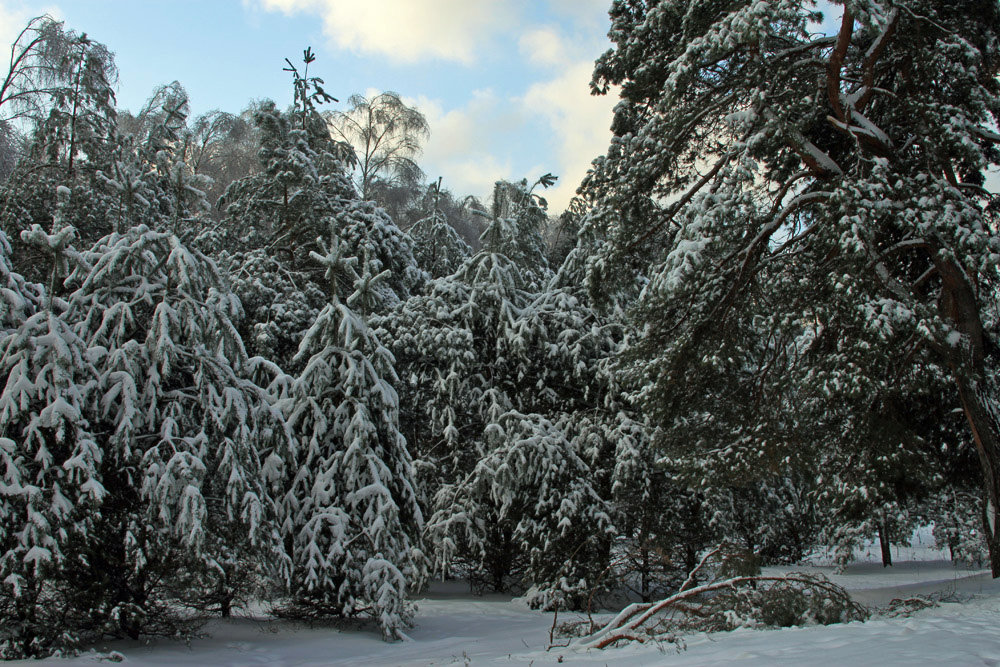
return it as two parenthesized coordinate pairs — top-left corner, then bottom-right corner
(566, 547), (869, 650)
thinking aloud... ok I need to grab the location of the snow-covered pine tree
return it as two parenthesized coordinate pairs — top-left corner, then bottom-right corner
(814, 388), (943, 568)
(429, 411), (613, 609)
(4, 36), (289, 647)
(718, 477), (818, 567)
(549, 204), (714, 602)
(64, 222), (289, 638)
(277, 227), (426, 639)
(376, 190), (540, 548)
(377, 175), (626, 605)
(95, 134), (155, 233)
(479, 177), (554, 291)
(118, 82), (212, 239)
(219, 99), (351, 268)
(333, 198), (425, 310)
(583, 0), (1000, 573)
(0, 188), (105, 657)
(225, 249), (329, 369)
(930, 489), (990, 567)
(214, 73), (350, 369)
(921, 406), (988, 566)
(610, 415), (675, 599)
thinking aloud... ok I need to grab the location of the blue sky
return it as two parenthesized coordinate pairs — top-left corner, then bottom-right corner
(1, 0), (618, 212)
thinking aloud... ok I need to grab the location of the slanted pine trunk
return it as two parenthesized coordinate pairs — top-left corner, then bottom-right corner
(959, 376), (1000, 578)
(936, 253), (1000, 577)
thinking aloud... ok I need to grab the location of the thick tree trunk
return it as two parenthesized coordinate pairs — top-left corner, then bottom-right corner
(935, 253), (1000, 577)
(954, 375), (1000, 578)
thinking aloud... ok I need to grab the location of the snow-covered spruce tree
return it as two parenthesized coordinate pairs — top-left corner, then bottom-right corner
(212, 51), (351, 369)
(407, 179), (471, 279)
(546, 196), (588, 273)
(334, 198), (425, 310)
(0, 189), (105, 657)
(0, 227), (42, 332)
(218, 97), (350, 268)
(551, 213), (722, 602)
(583, 1), (1000, 573)
(63, 222), (289, 638)
(813, 371), (952, 568)
(223, 249), (328, 370)
(217, 52), (421, 370)
(277, 228), (426, 639)
(923, 410), (989, 565)
(609, 416), (729, 600)
(479, 177), (554, 292)
(720, 476), (819, 567)
(376, 208), (536, 578)
(374, 178), (556, 495)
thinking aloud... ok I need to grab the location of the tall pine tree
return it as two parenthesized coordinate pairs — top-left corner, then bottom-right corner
(583, 0), (1000, 573)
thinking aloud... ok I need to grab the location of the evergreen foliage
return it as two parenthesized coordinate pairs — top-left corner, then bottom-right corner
(378, 174), (633, 607)
(0, 191), (104, 656)
(408, 179), (472, 279)
(583, 0), (1000, 573)
(68, 223), (290, 634)
(277, 231), (426, 639)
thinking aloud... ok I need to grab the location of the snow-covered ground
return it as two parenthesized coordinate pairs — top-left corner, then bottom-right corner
(22, 531), (1000, 666)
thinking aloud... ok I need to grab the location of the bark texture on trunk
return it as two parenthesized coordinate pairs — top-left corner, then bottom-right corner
(936, 253), (1000, 577)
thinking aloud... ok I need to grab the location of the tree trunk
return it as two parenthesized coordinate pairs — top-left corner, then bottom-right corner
(982, 486), (1000, 578)
(878, 519), (892, 568)
(954, 376), (1000, 578)
(640, 543), (650, 603)
(934, 252), (1000, 577)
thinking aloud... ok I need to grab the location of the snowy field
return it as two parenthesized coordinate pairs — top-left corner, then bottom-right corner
(19, 532), (1000, 666)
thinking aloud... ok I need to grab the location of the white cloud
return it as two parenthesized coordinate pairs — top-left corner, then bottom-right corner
(519, 60), (617, 212)
(518, 26), (573, 68)
(398, 60), (617, 214)
(254, 0), (515, 64)
(406, 89), (522, 201)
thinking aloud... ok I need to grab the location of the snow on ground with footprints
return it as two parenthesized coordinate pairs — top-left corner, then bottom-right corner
(15, 528), (1000, 666)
